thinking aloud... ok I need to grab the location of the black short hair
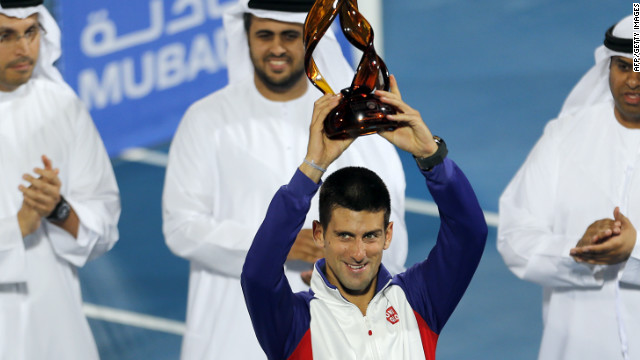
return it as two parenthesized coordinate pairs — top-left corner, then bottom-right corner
(319, 167), (391, 229)
(243, 12), (253, 33)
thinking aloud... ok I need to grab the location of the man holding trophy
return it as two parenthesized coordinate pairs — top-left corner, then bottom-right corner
(241, 0), (487, 358)
(162, 0), (407, 358)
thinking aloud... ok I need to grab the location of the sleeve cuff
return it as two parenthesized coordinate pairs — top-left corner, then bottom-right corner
(621, 236), (640, 285)
(286, 169), (322, 199)
(0, 216), (27, 283)
(46, 221), (100, 267)
(0, 216), (24, 252)
(629, 236), (640, 261)
(419, 158), (453, 182)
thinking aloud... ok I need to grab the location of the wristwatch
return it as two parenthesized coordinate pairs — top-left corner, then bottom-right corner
(47, 196), (71, 223)
(413, 136), (448, 171)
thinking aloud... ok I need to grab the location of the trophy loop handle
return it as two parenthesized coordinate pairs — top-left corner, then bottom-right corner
(303, 0), (403, 140)
(303, 0), (344, 95)
(339, 0), (390, 92)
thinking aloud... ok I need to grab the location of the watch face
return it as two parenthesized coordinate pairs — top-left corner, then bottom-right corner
(57, 201), (71, 221)
(48, 198), (71, 222)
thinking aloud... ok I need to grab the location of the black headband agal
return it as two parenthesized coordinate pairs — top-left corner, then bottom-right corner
(248, 0), (315, 13)
(0, 0), (43, 8)
(604, 24), (632, 54)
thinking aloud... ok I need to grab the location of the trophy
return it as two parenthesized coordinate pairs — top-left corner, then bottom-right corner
(304, 0), (404, 139)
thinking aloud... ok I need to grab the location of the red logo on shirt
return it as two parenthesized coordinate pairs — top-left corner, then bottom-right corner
(386, 306), (399, 324)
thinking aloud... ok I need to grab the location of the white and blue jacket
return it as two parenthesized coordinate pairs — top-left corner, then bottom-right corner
(241, 159), (487, 359)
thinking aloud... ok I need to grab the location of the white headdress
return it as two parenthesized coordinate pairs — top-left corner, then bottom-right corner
(559, 14), (633, 117)
(222, 0), (354, 92)
(0, 2), (66, 87)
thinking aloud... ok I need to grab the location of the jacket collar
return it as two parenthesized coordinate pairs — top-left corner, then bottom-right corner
(310, 258), (393, 304)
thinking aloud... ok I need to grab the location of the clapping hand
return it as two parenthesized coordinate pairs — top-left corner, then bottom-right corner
(570, 207), (637, 265)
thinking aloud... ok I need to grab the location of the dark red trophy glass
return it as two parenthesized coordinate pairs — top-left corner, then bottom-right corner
(304, 0), (404, 139)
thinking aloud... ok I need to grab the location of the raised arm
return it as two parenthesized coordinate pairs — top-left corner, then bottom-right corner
(241, 93), (354, 359)
(376, 76), (487, 333)
(241, 170), (318, 359)
(398, 159), (487, 334)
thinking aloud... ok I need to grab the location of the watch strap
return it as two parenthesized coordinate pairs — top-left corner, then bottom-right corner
(47, 196), (71, 222)
(413, 136), (448, 171)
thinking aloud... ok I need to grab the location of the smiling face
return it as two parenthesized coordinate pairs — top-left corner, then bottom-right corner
(246, 15), (307, 100)
(313, 207), (393, 302)
(0, 13), (40, 92)
(609, 56), (640, 128)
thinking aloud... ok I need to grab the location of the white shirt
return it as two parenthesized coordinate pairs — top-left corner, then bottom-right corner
(0, 78), (120, 360)
(163, 79), (407, 359)
(498, 100), (640, 360)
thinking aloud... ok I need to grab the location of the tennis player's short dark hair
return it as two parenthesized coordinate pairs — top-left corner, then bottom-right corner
(319, 167), (391, 229)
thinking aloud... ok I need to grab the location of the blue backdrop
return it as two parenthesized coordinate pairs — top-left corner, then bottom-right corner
(58, 0), (235, 156)
(56, 0), (355, 156)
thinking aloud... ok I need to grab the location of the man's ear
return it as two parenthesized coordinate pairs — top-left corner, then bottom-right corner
(312, 220), (325, 247)
(383, 221), (393, 250)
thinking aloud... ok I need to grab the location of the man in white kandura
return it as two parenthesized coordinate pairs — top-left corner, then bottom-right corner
(162, 0), (408, 358)
(499, 14), (640, 360)
(0, 0), (121, 359)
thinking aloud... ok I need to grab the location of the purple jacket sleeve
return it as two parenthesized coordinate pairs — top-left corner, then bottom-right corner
(241, 169), (318, 360)
(396, 158), (488, 334)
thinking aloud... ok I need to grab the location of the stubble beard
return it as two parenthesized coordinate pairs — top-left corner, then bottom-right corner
(328, 262), (376, 297)
(0, 56), (35, 92)
(254, 61), (306, 94)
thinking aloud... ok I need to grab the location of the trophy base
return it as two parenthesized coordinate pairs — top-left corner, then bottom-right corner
(324, 88), (404, 140)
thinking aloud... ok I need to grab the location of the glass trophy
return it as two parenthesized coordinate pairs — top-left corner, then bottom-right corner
(304, 0), (404, 139)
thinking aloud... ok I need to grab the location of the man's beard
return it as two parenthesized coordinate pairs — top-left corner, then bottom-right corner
(0, 56), (36, 91)
(254, 63), (306, 93)
(6, 56), (35, 69)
